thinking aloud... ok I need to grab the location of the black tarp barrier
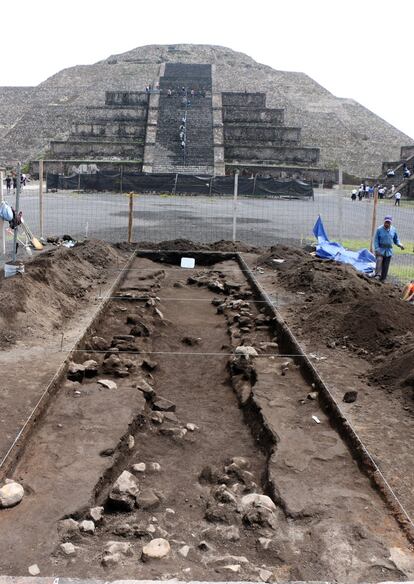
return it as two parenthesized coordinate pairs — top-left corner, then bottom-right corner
(47, 172), (314, 199)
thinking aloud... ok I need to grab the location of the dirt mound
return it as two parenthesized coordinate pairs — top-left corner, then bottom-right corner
(0, 240), (124, 348)
(370, 339), (414, 393)
(261, 246), (414, 355)
(119, 239), (261, 253)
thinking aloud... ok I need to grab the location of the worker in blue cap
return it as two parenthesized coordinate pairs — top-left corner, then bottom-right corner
(374, 216), (404, 282)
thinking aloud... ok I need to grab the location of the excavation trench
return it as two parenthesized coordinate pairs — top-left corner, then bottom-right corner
(0, 254), (413, 582)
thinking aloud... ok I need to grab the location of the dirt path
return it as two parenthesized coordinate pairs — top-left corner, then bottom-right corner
(1, 255), (414, 582)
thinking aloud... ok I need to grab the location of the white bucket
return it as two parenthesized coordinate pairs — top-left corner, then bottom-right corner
(4, 262), (25, 278)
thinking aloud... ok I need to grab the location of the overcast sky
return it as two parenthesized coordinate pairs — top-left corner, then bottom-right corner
(1, 0), (413, 140)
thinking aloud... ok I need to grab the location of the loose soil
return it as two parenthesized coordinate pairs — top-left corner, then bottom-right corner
(1, 249), (414, 582)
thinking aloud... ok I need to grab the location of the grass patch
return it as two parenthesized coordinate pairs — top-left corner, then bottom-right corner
(342, 239), (414, 255)
(389, 264), (414, 281)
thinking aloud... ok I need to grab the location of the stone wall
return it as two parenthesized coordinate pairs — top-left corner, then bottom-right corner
(224, 125), (301, 143)
(225, 145), (319, 165)
(401, 145), (414, 159)
(223, 107), (284, 124)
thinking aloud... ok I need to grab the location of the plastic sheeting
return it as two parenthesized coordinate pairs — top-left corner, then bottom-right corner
(313, 216), (375, 274)
(46, 172), (314, 198)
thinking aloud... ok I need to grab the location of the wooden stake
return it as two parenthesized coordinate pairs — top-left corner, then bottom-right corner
(39, 160), (44, 239)
(128, 192), (134, 243)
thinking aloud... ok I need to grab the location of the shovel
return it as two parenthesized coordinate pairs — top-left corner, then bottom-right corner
(20, 219), (43, 250)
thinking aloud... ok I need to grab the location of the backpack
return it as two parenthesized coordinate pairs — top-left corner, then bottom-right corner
(0, 201), (13, 222)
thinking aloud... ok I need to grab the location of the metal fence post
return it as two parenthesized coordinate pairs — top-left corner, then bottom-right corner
(12, 163), (21, 261)
(0, 170), (5, 255)
(232, 171), (239, 243)
(370, 186), (379, 253)
(128, 192), (134, 243)
(39, 160), (44, 239)
(120, 164), (123, 194)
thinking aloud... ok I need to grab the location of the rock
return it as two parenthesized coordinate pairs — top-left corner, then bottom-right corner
(90, 336), (110, 351)
(130, 323), (150, 337)
(230, 456), (250, 469)
(104, 541), (133, 556)
(132, 462), (146, 473)
(156, 527), (169, 538)
(343, 390), (358, 403)
(60, 542), (76, 556)
(257, 537), (272, 550)
(182, 336), (201, 346)
(147, 524), (156, 534)
(280, 361), (290, 375)
(240, 493), (276, 513)
(100, 448), (115, 457)
(210, 555), (249, 566)
(127, 435), (135, 449)
(142, 358), (158, 371)
(260, 568), (273, 582)
(58, 518), (80, 540)
(154, 308), (164, 320)
(137, 488), (161, 510)
(223, 564), (241, 573)
(241, 494), (277, 528)
(235, 345), (258, 358)
(163, 411), (179, 424)
(204, 501), (234, 524)
(165, 507), (175, 515)
(216, 525), (240, 541)
(208, 280), (225, 293)
(147, 462), (161, 473)
(82, 359), (98, 378)
(307, 391), (318, 400)
(178, 544), (190, 558)
(97, 379), (117, 391)
(212, 484), (237, 504)
(160, 427), (187, 439)
(198, 540), (213, 552)
(102, 553), (121, 567)
(102, 354), (123, 373)
(232, 376), (252, 405)
(79, 519), (95, 534)
(142, 538), (170, 560)
(136, 377), (156, 399)
(89, 506), (104, 523)
(108, 470), (140, 511)
(111, 337), (137, 351)
(67, 361), (85, 382)
(151, 412), (164, 424)
(243, 506), (277, 529)
(186, 423), (198, 432)
(153, 397), (176, 412)
(28, 564), (40, 576)
(0, 480), (24, 508)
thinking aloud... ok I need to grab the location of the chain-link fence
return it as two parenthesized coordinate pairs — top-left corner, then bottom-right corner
(1, 182), (414, 284)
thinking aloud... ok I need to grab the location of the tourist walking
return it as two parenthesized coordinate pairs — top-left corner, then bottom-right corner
(394, 191), (402, 206)
(5, 175), (11, 194)
(374, 216), (404, 282)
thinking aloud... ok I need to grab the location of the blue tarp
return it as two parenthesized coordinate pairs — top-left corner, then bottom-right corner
(313, 216), (375, 274)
